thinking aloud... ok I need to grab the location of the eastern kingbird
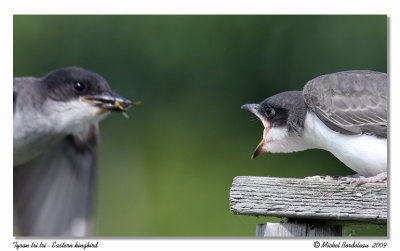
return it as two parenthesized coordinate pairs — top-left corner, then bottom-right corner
(13, 67), (139, 236)
(242, 70), (387, 183)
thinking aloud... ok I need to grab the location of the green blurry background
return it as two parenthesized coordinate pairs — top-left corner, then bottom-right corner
(13, 15), (387, 236)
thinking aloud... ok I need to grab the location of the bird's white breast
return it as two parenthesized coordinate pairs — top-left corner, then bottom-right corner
(13, 98), (108, 165)
(302, 111), (387, 176)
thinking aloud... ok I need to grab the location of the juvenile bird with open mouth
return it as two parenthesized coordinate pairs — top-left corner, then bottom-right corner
(242, 70), (387, 184)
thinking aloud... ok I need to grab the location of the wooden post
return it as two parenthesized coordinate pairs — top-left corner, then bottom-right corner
(229, 176), (387, 237)
(256, 222), (342, 237)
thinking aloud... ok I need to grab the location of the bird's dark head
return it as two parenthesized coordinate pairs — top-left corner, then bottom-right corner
(41, 67), (139, 112)
(39, 67), (140, 134)
(241, 91), (307, 159)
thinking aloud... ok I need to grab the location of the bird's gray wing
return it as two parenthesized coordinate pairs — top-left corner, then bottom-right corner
(13, 77), (40, 116)
(13, 125), (99, 236)
(303, 70), (387, 138)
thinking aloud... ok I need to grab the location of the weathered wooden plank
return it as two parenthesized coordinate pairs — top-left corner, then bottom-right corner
(256, 222), (342, 237)
(230, 176), (387, 223)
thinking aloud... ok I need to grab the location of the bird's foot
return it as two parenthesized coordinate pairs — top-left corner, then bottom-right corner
(339, 172), (387, 184)
(305, 172), (387, 184)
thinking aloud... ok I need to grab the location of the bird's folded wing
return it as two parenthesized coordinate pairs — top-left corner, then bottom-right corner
(13, 125), (99, 236)
(303, 70), (387, 138)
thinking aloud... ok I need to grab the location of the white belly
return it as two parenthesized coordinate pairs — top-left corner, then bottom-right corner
(303, 112), (387, 176)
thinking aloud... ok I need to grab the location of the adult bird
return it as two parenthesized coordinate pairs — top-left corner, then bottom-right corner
(241, 70), (387, 183)
(13, 67), (139, 236)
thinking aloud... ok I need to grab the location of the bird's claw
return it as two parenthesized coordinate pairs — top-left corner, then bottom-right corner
(306, 172), (387, 184)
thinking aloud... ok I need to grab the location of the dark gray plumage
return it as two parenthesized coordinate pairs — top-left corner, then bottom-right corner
(303, 70), (387, 138)
(258, 91), (307, 134)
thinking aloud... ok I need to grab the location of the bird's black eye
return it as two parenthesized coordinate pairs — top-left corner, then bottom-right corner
(74, 82), (85, 92)
(265, 106), (275, 118)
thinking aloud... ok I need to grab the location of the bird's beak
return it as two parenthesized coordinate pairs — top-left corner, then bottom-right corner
(241, 104), (259, 115)
(252, 139), (266, 159)
(241, 103), (268, 159)
(81, 91), (141, 112)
